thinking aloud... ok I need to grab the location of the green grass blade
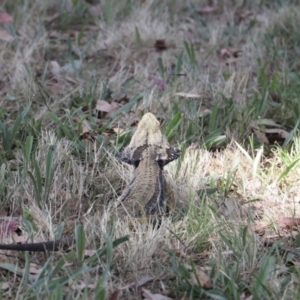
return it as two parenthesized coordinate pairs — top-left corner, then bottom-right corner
(165, 112), (181, 141)
(277, 158), (300, 183)
(157, 57), (165, 79)
(49, 252), (76, 280)
(75, 222), (86, 266)
(86, 235), (129, 266)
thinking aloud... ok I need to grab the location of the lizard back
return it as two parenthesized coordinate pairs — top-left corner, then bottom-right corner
(115, 146), (166, 217)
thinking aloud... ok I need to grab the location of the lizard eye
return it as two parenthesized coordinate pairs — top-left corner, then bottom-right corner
(134, 161), (140, 168)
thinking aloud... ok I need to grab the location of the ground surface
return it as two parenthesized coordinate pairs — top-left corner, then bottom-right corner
(0, 0), (300, 299)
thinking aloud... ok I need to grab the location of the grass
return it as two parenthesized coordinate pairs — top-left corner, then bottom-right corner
(0, 0), (300, 299)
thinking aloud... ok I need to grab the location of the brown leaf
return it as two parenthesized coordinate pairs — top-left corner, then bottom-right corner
(11, 234), (29, 244)
(235, 10), (254, 23)
(29, 264), (42, 274)
(71, 280), (96, 290)
(0, 218), (19, 238)
(198, 6), (218, 14)
(254, 223), (267, 235)
(221, 250), (234, 256)
(96, 100), (120, 113)
(50, 61), (61, 75)
(174, 92), (203, 98)
(81, 120), (92, 135)
(233, 92), (245, 103)
(251, 127), (269, 145)
(0, 29), (13, 42)
(83, 249), (97, 257)
(45, 80), (65, 93)
(224, 57), (241, 65)
(191, 268), (212, 289)
(0, 282), (10, 291)
(0, 13), (13, 23)
(108, 290), (120, 300)
(235, 10), (267, 26)
(279, 216), (300, 228)
(120, 276), (155, 290)
(220, 48), (231, 59)
(142, 288), (172, 300)
(152, 78), (168, 89)
(240, 292), (253, 300)
(224, 198), (242, 220)
(220, 47), (242, 59)
(198, 106), (212, 117)
(113, 128), (125, 135)
(264, 128), (289, 139)
(113, 93), (129, 103)
(270, 92), (281, 103)
(154, 39), (168, 51)
(188, 142), (199, 150)
(250, 120), (288, 145)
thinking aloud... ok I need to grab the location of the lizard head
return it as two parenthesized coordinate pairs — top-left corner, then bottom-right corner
(118, 113), (180, 165)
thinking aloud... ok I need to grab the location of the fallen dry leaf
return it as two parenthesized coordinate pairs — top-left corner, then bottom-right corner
(45, 80), (65, 93)
(0, 12), (13, 23)
(198, 106), (212, 117)
(224, 57), (241, 65)
(120, 276), (155, 290)
(96, 100), (120, 114)
(152, 78), (168, 89)
(240, 292), (253, 300)
(250, 120), (289, 145)
(270, 92), (281, 103)
(264, 128), (289, 139)
(83, 249), (97, 257)
(254, 223), (267, 235)
(50, 60), (61, 75)
(224, 198), (242, 220)
(235, 10), (267, 26)
(81, 120), (92, 135)
(279, 216), (300, 228)
(108, 290), (120, 300)
(29, 264), (42, 275)
(0, 282), (10, 291)
(220, 47), (242, 59)
(71, 280), (96, 290)
(198, 6), (219, 14)
(0, 29), (14, 42)
(113, 128), (125, 135)
(233, 91), (245, 103)
(235, 10), (254, 23)
(251, 127), (269, 145)
(0, 218), (19, 238)
(220, 48), (231, 59)
(154, 39), (168, 51)
(245, 179), (262, 193)
(191, 268), (212, 289)
(11, 234), (28, 244)
(221, 250), (234, 256)
(142, 288), (172, 300)
(174, 92), (203, 98)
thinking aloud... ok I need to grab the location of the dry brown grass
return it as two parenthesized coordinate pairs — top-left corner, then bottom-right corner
(0, 0), (300, 299)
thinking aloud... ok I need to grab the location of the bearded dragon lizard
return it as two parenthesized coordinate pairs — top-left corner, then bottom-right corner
(115, 112), (180, 217)
(0, 113), (180, 251)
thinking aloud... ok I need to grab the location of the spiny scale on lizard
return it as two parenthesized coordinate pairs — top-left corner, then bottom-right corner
(115, 146), (166, 217)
